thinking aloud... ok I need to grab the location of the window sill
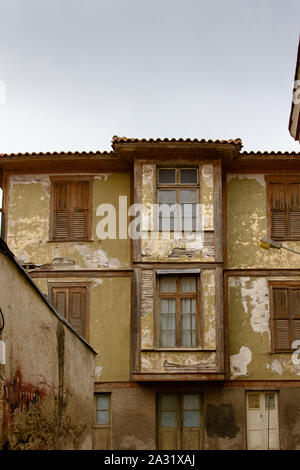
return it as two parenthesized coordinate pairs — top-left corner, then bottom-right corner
(48, 239), (94, 243)
(141, 348), (216, 352)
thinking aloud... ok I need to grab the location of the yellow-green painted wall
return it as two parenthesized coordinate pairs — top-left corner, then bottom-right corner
(6, 173), (131, 270)
(227, 174), (300, 269)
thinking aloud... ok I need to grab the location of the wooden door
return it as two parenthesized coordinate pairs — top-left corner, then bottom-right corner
(246, 392), (279, 450)
(158, 393), (201, 450)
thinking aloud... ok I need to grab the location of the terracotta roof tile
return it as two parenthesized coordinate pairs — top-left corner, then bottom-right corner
(112, 135), (243, 148)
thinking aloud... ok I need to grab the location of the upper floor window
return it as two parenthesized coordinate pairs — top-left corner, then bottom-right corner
(266, 177), (300, 240)
(50, 177), (92, 241)
(157, 168), (199, 231)
(157, 273), (200, 348)
(270, 281), (300, 352)
(49, 282), (89, 339)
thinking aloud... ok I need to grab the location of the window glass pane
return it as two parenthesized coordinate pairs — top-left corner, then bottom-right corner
(160, 276), (177, 293)
(96, 410), (109, 425)
(181, 331), (193, 347)
(265, 393), (275, 409)
(182, 313), (196, 329)
(183, 394), (200, 410)
(96, 395), (110, 410)
(180, 190), (197, 203)
(161, 411), (177, 428)
(183, 410), (200, 428)
(180, 169), (197, 184)
(248, 394), (260, 409)
(159, 215), (175, 231)
(159, 169), (176, 184)
(0, 213), (2, 234)
(180, 276), (196, 292)
(161, 298), (176, 314)
(0, 188), (3, 209)
(161, 331), (176, 347)
(161, 395), (177, 410)
(161, 313), (176, 331)
(158, 190), (176, 203)
(181, 298), (196, 313)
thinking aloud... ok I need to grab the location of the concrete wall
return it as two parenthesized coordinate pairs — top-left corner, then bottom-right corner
(0, 251), (95, 450)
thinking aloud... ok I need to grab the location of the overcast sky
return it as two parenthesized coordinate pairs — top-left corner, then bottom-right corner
(0, 0), (299, 154)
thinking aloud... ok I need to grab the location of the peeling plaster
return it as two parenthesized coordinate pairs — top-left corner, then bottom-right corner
(226, 173), (266, 188)
(94, 366), (103, 379)
(229, 277), (270, 337)
(230, 346), (252, 378)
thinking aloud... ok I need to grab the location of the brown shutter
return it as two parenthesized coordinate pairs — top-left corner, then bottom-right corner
(288, 184), (300, 239)
(71, 182), (89, 240)
(54, 183), (71, 240)
(52, 288), (68, 318)
(273, 288), (290, 350)
(270, 183), (288, 240)
(68, 287), (86, 337)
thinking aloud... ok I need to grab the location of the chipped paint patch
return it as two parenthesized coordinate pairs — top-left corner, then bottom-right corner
(94, 366), (103, 379)
(271, 359), (283, 375)
(230, 346), (252, 378)
(227, 173), (266, 188)
(141, 351), (217, 372)
(229, 277), (270, 336)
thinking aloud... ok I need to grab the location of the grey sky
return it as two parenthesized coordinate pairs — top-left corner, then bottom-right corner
(0, 0), (299, 154)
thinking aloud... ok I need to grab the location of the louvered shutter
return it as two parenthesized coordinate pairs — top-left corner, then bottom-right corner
(71, 182), (89, 240)
(273, 288), (290, 350)
(54, 183), (70, 240)
(290, 288), (300, 344)
(270, 183), (288, 240)
(68, 287), (86, 337)
(288, 184), (300, 239)
(52, 288), (68, 318)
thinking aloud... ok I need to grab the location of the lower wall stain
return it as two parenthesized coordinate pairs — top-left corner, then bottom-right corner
(205, 403), (239, 439)
(2, 367), (47, 448)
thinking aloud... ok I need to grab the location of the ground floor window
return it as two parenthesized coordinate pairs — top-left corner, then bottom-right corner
(157, 393), (202, 450)
(93, 394), (111, 449)
(246, 391), (279, 450)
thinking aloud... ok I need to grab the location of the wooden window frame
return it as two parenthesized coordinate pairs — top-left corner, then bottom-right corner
(156, 273), (201, 349)
(49, 176), (93, 242)
(48, 282), (90, 341)
(157, 392), (203, 450)
(266, 175), (300, 241)
(93, 393), (112, 450)
(94, 393), (111, 427)
(156, 167), (200, 232)
(269, 280), (300, 353)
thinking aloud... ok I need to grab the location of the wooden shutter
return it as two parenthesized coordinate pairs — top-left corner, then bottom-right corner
(272, 286), (300, 351)
(54, 183), (70, 240)
(52, 288), (68, 318)
(68, 287), (86, 337)
(53, 180), (90, 241)
(273, 288), (290, 350)
(269, 183), (288, 240)
(51, 285), (87, 338)
(288, 184), (300, 239)
(71, 182), (89, 240)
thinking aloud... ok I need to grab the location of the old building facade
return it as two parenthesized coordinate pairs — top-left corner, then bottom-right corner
(1, 136), (300, 449)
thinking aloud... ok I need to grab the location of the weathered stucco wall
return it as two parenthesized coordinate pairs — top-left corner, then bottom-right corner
(140, 162), (215, 262)
(140, 268), (217, 373)
(6, 173), (131, 270)
(33, 276), (132, 383)
(0, 252), (95, 450)
(228, 275), (300, 380)
(227, 174), (300, 269)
